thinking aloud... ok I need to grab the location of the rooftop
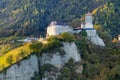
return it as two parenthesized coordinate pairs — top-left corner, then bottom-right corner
(49, 21), (68, 26)
(86, 12), (92, 16)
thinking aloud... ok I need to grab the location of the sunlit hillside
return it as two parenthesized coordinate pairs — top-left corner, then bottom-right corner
(0, 43), (31, 71)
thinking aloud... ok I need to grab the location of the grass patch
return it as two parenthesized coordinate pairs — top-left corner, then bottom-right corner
(0, 43), (31, 71)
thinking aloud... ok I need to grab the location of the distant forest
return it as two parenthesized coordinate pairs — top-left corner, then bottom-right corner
(0, 0), (120, 38)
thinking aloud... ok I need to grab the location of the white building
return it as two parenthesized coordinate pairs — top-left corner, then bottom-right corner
(82, 12), (94, 29)
(47, 21), (73, 36)
(85, 12), (93, 24)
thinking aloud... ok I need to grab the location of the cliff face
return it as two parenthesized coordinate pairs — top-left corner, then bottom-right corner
(0, 42), (82, 80)
(41, 42), (81, 68)
(86, 29), (105, 46)
(41, 42), (82, 80)
(0, 55), (39, 80)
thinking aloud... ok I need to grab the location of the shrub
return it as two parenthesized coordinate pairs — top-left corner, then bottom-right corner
(80, 30), (87, 37)
(58, 48), (66, 56)
(75, 38), (87, 52)
(41, 64), (58, 77)
(29, 42), (43, 54)
(58, 58), (79, 80)
(43, 36), (61, 51)
(58, 32), (75, 42)
(6, 55), (13, 65)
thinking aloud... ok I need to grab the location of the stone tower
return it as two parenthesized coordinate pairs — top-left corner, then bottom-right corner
(84, 12), (94, 29)
(85, 12), (93, 24)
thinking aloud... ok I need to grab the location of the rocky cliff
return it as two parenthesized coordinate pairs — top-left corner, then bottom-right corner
(86, 29), (105, 46)
(0, 42), (82, 80)
(0, 55), (39, 80)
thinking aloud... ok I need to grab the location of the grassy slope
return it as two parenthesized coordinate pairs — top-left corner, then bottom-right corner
(0, 43), (31, 71)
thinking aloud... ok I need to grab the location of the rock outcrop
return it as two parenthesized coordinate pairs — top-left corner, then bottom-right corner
(0, 55), (39, 80)
(41, 42), (82, 80)
(86, 29), (105, 46)
(0, 42), (82, 80)
(41, 42), (81, 68)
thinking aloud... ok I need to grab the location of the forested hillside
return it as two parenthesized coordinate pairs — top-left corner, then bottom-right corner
(93, 0), (120, 37)
(0, 0), (106, 37)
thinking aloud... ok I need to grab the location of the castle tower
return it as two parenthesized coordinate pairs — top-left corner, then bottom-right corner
(84, 12), (94, 29)
(85, 12), (93, 24)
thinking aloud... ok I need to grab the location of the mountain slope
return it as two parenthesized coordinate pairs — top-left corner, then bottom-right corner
(0, 0), (106, 37)
(93, 0), (120, 37)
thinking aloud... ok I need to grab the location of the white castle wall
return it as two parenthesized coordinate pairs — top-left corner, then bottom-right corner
(85, 23), (94, 28)
(85, 14), (93, 24)
(47, 25), (73, 36)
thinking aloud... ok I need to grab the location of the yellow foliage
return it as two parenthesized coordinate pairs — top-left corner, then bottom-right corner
(12, 9), (23, 15)
(94, 25), (102, 31)
(92, 8), (98, 15)
(23, 20), (30, 27)
(33, 9), (39, 16)
(112, 38), (118, 43)
(24, 3), (30, 10)
(0, 43), (31, 71)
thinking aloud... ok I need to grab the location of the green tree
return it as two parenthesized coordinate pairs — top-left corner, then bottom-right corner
(80, 30), (87, 37)
(29, 42), (43, 54)
(59, 32), (75, 42)
(75, 38), (87, 52)
(43, 36), (61, 51)
(109, 65), (120, 80)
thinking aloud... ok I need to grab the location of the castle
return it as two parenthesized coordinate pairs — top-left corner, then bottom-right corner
(46, 12), (105, 46)
(47, 21), (73, 36)
(47, 12), (94, 36)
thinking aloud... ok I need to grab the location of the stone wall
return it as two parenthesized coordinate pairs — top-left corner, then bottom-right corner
(47, 25), (73, 36)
